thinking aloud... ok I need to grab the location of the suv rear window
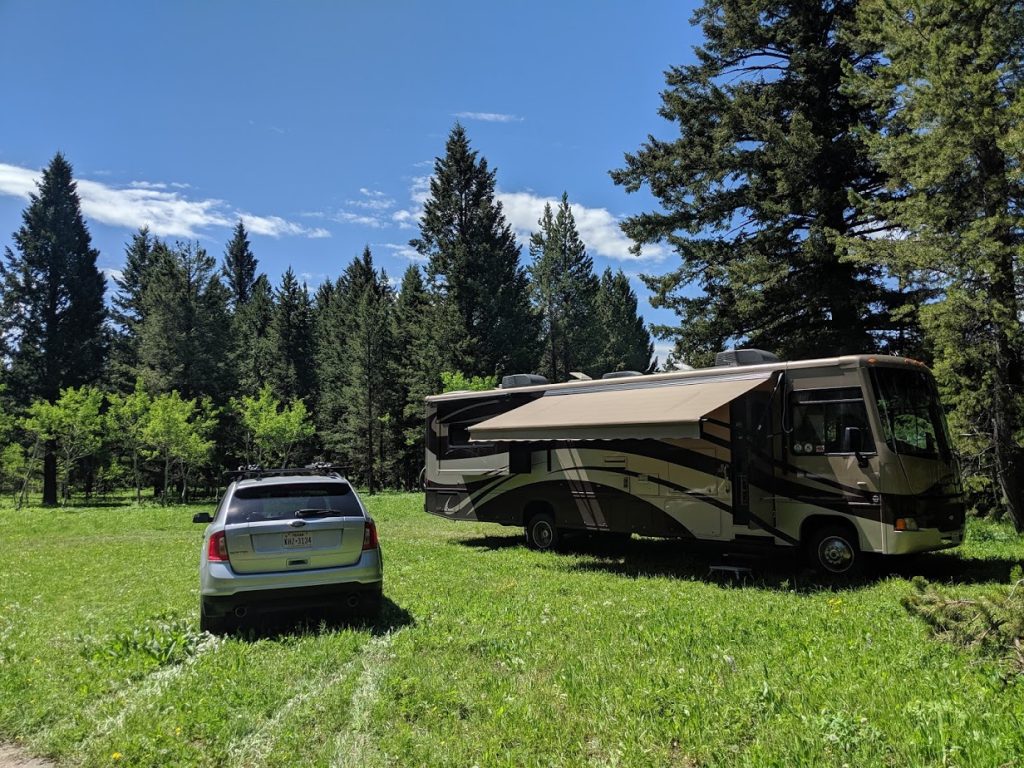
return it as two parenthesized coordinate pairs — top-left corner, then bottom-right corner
(227, 483), (363, 523)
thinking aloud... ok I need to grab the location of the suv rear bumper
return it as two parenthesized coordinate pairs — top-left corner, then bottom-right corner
(201, 580), (382, 618)
(201, 548), (383, 598)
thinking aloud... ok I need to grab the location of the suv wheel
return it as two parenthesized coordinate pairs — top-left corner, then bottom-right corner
(200, 600), (233, 635)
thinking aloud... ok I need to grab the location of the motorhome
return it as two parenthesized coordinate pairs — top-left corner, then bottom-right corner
(424, 351), (965, 574)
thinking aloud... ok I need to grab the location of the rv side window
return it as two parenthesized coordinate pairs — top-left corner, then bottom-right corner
(448, 424), (473, 447)
(444, 422), (494, 456)
(789, 388), (875, 456)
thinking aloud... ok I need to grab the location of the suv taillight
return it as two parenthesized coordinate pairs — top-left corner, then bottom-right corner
(208, 531), (229, 562)
(362, 520), (379, 551)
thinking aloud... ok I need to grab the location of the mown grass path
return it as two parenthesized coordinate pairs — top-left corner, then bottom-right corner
(1, 494), (1022, 766)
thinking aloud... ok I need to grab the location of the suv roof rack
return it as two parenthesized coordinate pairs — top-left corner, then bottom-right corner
(224, 463), (348, 481)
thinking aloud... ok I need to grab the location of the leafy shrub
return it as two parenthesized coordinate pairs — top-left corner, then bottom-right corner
(81, 615), (209, 668)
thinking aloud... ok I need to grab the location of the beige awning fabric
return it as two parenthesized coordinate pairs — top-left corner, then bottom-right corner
(468, 372), (772, 442)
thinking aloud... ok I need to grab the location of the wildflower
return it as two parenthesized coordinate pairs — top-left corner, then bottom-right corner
(112, 753), (123, 761)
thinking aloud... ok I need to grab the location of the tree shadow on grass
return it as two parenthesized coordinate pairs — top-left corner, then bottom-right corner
(226, 596), (414, 641)
(456, 532), (1022, 591)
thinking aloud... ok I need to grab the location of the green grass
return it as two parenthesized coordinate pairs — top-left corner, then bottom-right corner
(1, 495), (1023, 767)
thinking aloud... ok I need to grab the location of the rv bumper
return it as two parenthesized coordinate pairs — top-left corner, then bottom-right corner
(886, 527), (963, 555)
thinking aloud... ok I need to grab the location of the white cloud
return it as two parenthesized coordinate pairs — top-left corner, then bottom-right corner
(347, 188), (395, 211)
(454, 111), (524, 123)
(376, 243), (426, 262)
(391, 209), (418, 230)
(409, 176), (431, 205)
(391, 175), (431, 230)
(497, 191), (665, 262)
(331, 210), (386, 228)
(0, 162), (328, 240)
(0, 163), (37, 198)
(299, 271), (329, 286)
(240, 213), (330, 239)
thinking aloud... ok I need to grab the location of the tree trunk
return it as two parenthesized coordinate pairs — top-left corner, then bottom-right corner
(992, 317), (1023, 532)
(163, 456), (170, 504)
(42, 442), (57, 506)
(133, 451), (141, 504)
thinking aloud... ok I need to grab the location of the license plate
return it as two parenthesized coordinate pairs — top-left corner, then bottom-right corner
(283, 532), (313, 548)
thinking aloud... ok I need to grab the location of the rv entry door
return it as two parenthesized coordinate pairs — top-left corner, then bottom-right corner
(730, 391), (776, 530)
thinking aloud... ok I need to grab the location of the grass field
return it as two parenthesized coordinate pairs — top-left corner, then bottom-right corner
(1, 494), (1023, 767)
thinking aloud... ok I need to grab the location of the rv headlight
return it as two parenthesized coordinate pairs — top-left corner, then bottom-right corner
(894, 517), (919, 532)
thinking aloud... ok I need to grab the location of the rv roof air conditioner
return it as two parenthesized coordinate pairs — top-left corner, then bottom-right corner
(601, 370), (645, 379)
(501, 373), (549, 389)
(715, 349), (780, 367)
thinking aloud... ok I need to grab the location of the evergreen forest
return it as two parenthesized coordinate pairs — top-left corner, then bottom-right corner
(1, 0), (1022, 531)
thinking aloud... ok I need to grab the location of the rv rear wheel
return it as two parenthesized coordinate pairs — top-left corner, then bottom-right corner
(808, 525), (861, 577)
(525, 512), (559, 551)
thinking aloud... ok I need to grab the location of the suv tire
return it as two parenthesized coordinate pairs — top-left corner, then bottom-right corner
(200, 600), (233, 635)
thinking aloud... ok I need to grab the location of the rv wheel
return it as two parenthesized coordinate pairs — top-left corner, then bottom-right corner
(525, 512), (559, 551)
(808, 525), (861, 577)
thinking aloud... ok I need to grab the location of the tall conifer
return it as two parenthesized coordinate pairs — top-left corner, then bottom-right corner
(222, 221), (258, 309)
(110, 227), (168, 391)
(394, 264), (438, 487)
(612, 1), (902, 365)
(137, 241), (234, 402)
(0, 153), (107, 504)
(412, 124), (538, 377)
(268, 268), (315, 403)
(529, 193), (601, 381)
(595, 269), (655, 375)
(234, 274), (275, 397)
(850, 0), (1024, 527)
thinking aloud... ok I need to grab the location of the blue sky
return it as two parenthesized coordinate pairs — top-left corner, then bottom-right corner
(0, 1), (703, 364)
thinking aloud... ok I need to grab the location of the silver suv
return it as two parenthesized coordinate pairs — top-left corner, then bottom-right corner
(193, 467), (383, 633)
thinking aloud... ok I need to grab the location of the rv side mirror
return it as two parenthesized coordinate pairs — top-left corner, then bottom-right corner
(192, 511), (213, 524)
(842, 426), (863, 453)
(843, 427), (871, 468)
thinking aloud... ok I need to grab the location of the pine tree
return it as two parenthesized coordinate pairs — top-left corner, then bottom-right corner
(0, 153), (107, 505)
(315, 249), (377, 452)
(110, 228), (169, 391)
(595, 269), (655, 376)
(529, 193), (602, 381)
(393, 264), (438, 487)
(222, 220), (257, 309)
(411, 124), (539, 377)
(338, 264), (397, 493)
(137, 241), (234, 403)
(611, 1), (905, 366)
(268, 268), (315, 403)
(234, 274), (275, 397)
(850, 0), (1024, 528)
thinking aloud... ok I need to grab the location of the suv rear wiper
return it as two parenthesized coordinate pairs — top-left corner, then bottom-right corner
(294, 508), (344, 517)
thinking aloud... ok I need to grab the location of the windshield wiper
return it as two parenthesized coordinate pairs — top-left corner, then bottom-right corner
(294, 508), (343, 517)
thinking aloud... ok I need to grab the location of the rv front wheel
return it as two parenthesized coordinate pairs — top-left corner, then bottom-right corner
(808, 525), (860, 576)
(526, 512), (559, 551)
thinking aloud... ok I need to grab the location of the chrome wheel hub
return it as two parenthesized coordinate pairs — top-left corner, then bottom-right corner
(820, 536), (854, 572)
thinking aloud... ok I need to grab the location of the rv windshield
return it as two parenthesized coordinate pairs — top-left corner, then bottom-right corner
(869, 367), (952, 461)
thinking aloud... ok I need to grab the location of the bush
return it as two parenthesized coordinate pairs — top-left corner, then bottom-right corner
(903, 569), (1024, 677)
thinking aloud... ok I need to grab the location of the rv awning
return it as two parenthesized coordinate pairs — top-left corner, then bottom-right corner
(468, 372), (772, 442)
